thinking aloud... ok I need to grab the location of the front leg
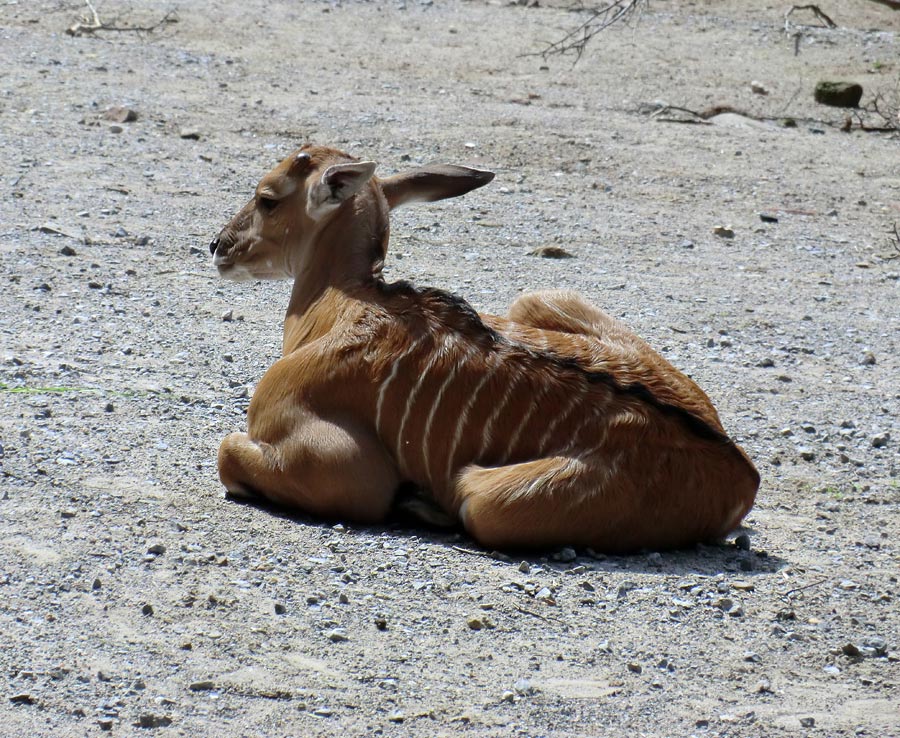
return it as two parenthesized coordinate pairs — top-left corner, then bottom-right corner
(218, 412), (400, 524)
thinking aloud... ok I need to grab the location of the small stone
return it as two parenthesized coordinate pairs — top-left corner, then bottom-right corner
(189, 680), (215, 691)
(842, 643), (862, 657)
(466, 615), (486, 630)
(137, 714), (172, 728)
(103, 106), (138, 123)
(554, 546), (577, 563)
(860, 350), (876, 366)
(104, 402), (114, 413)
(798, 447), (815, 461)
(98, 719), (114, 731)
(374, 616), (388, 631)
(274, 603), (286, 615)
(757, 357), (775, 367)
(680, 239), (695, 249)
(221, 310), (234, 322)
(387, 710), (405, 722)
(9, 693), (35, 705)
(179, 129), (202, 140)
(500, 690), (515, 703)
(92, 578), (102, 590)
(518, 561), (530, 574)
(734, 534), (751, 551)
(759, 213), (779, 223)
(325, 628), (349, 642)
(147, 543), (166, 555)
(535, 587), (556, 604)
(141, 603), (154, 616)
(61, 509), (77, 519)
(732, 580), (754, 591)
(627, 662), (642, 674)
(59, 244), (77, 256)
(529, 245), (574, 259)
(799, 717), (816, 728)
(814, 81), (863, 108)
(108, 124), (124, 134)
(750, 81), (769, 95)
(860, 636), (887, 657)
(871, 432), (889, 448)
(713, 225), (735, 239)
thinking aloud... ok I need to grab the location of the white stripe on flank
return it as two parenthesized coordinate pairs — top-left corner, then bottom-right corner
(502, 374), (547, 462)
(421, 346), (472, 484)
(478, 369), (522, 462)
(375, 339), (422, 436)
(535, 380), (586, 456)
(444, 355), (498, 483)
(395, 336), (454, 470)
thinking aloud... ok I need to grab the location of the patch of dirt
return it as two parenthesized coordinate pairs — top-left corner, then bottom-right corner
(1, 1), (898, 736)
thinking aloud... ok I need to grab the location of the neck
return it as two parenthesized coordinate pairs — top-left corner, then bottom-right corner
(282, 186), (388, 355)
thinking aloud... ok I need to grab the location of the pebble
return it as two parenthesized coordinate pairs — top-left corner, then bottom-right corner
(535, 587), (556, 605)
(180, 129), (202, 140)
(750, 80), (769, 95)
(325, 628), (349, 642)
(141, 604), (154, 616)
(137, 714), (172, 728)
(627, 662), (642, 674)
(800, 716), (816, 728)
(466, 615), (495, 630)
(59, 244), (77, 256)
(221, 310), (234, 322)
(189, 680), (215, 691)
(518, 561), (530, 574)
(147, 543), (166, 555)
(734, 534), (751, 551)
(859, 350), (876, 366)
(274, 603), (286, 615)
(103, 106), (138, 123)
(9, 693), (35, 705)
(108, 124), (124, 134)
(798, 447), (815, 461)
(553, 546), (577, 563)
(713, 225), (735, 239)
(871, 432), (889, 448)
(500, 690), (515, 703)
(528, 245), (574, 259)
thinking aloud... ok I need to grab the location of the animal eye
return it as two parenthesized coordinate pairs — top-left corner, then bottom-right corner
(257, 195), (278, 212)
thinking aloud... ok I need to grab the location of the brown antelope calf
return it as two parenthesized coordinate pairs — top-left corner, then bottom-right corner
(210, 144), (759, 552)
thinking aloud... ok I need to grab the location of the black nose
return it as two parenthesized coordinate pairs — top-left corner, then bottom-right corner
(209, 237), (219, 255)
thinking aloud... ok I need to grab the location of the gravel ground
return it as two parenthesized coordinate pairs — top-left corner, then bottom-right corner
(1, 1), (898, 736)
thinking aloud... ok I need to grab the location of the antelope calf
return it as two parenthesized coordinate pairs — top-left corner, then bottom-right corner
(210, 144), (759, 552)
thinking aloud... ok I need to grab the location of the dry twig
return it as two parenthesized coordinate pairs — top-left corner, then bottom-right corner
(66, 0), (177, 37)
(532, 0), (647, 62)
(783, 4), (837, 32)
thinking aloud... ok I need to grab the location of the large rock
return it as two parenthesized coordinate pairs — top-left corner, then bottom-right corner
(814, 81), (863, 108)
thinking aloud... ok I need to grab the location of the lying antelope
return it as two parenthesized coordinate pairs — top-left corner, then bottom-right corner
(210, 144), (759, 552)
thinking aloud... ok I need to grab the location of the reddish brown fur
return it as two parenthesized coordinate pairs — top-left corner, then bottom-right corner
(211, 145), (759, 552)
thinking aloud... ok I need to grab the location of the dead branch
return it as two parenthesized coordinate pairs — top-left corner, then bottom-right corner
(532, 0), (647, 62)
(784, 5), (837, 32)
(67, 0), (177, 37)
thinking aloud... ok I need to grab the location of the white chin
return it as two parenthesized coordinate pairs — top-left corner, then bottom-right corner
(216, 263), (256, 281)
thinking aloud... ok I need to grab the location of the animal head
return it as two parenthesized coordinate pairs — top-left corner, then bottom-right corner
(209, 144), (494, 282)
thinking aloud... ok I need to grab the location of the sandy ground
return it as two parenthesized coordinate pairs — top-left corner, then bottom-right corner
(1, 1), (899, 735)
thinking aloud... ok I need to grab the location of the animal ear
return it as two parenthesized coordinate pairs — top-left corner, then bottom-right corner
(307, 161), (377, 218)
(380, 164), (495, 210)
